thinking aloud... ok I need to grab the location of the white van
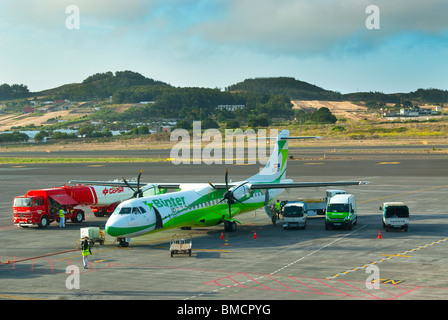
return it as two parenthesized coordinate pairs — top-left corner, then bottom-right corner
(325, 194), (357, 230)
(325, 189), (347, 204)
(283, 201), (307, 229)
(380, 202), (409, 231)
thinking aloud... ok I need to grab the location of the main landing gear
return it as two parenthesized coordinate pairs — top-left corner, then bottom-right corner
(224, 220), (237, 232)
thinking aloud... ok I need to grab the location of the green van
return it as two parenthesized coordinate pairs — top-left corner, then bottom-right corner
(325, 194), (357, 230)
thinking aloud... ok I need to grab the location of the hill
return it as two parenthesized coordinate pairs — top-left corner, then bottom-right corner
(227, 77), (448, 104)
(38, 70), (170, 101)
(2, 72), (447, 105)
(227, 77), (342, 100)
(0, 72), (447, 133)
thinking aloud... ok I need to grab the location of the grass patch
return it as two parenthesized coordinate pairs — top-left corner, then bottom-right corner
(0, 157), (167, 164)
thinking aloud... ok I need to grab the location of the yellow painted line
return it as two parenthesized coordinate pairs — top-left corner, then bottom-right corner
(58, 247), (130, 260)
(87, 164), (105, 167)
(382, 254), (412, 258)
(153, 246), (230, 253)
(303, 162), (325, 165)
(0, 294), (47, 300)
(194, 248), (231, 253)
(377, 162), (400, 165)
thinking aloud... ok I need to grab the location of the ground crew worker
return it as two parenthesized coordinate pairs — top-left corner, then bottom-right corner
(275, 200), (282, 219)
(81, 236), (92, 269)
(59, 206), (67, 228)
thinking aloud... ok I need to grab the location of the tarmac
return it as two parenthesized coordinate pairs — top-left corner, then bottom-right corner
(1, 146), (448, 303)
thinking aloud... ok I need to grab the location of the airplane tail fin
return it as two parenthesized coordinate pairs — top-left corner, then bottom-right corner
(248, 130), (321, 183)
(248, 130), (290, 183)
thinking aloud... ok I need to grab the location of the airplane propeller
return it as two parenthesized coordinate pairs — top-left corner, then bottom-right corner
(209, 168), (247, 220)
(123, 169), (144, 198)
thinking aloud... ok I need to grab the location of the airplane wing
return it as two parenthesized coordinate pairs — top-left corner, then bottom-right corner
(249, 181), (369, 189)
(69, 180), (181, 189)
(205, 180), (368, 190)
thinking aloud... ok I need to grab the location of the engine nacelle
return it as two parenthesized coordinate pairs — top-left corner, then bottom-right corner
(230, 183), (250, 201)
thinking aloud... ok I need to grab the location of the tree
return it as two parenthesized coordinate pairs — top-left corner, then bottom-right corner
(248, 114), (270, 127)
(309, 107), (337, 124)
(78, 125), (95, 137)
(226, 120), (240, 129)
(0, 83), (30, 100)
(175, 120), (192, 130)
(0, 132), (29, 142)
(34, 131), (49, 142)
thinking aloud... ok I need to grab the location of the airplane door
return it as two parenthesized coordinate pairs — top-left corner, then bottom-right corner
(138, 205), (161, 229)
(154, 207), (163, 229)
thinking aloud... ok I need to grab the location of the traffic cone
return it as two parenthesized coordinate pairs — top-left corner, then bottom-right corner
(220, 232), (224, 240)
(253, 231), (257, 239)
(377, 231), (382, 239)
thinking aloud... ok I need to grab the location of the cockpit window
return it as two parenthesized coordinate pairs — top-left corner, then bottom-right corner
(132, 207), (141, 214)
(139, 206), (147, 213)
(118, 207), (132, 215)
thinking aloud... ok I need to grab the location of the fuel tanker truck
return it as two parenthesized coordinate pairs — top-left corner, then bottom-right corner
(13, 184), (134, 228)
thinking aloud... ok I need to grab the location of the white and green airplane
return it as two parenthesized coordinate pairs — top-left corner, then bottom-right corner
(71, 129), (368, 247)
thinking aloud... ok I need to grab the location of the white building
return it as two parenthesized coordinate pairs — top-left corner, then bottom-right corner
(217, 105), (245, 111)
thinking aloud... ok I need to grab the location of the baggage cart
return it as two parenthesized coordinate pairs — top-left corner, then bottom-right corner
(170, 234), (192, 257)
(76, 227), (105, 248)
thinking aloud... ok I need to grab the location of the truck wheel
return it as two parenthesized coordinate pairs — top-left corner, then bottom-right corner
(72, 210), (84, 223)
(38, 215), (50, 228)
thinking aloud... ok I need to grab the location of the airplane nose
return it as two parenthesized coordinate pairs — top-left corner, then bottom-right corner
(105, 224), (122, 237)
(105, 215), (127, 237)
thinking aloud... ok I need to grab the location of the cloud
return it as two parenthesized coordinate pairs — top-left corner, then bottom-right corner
(190, 0), (448, 57)
(1, 0), (447, 92)
(5, 0), (445, 58)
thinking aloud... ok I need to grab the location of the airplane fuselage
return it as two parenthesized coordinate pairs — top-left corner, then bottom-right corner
(105, 182), (283, 239)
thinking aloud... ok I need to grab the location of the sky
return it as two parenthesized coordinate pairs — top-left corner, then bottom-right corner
(0, 0), (447, 94)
